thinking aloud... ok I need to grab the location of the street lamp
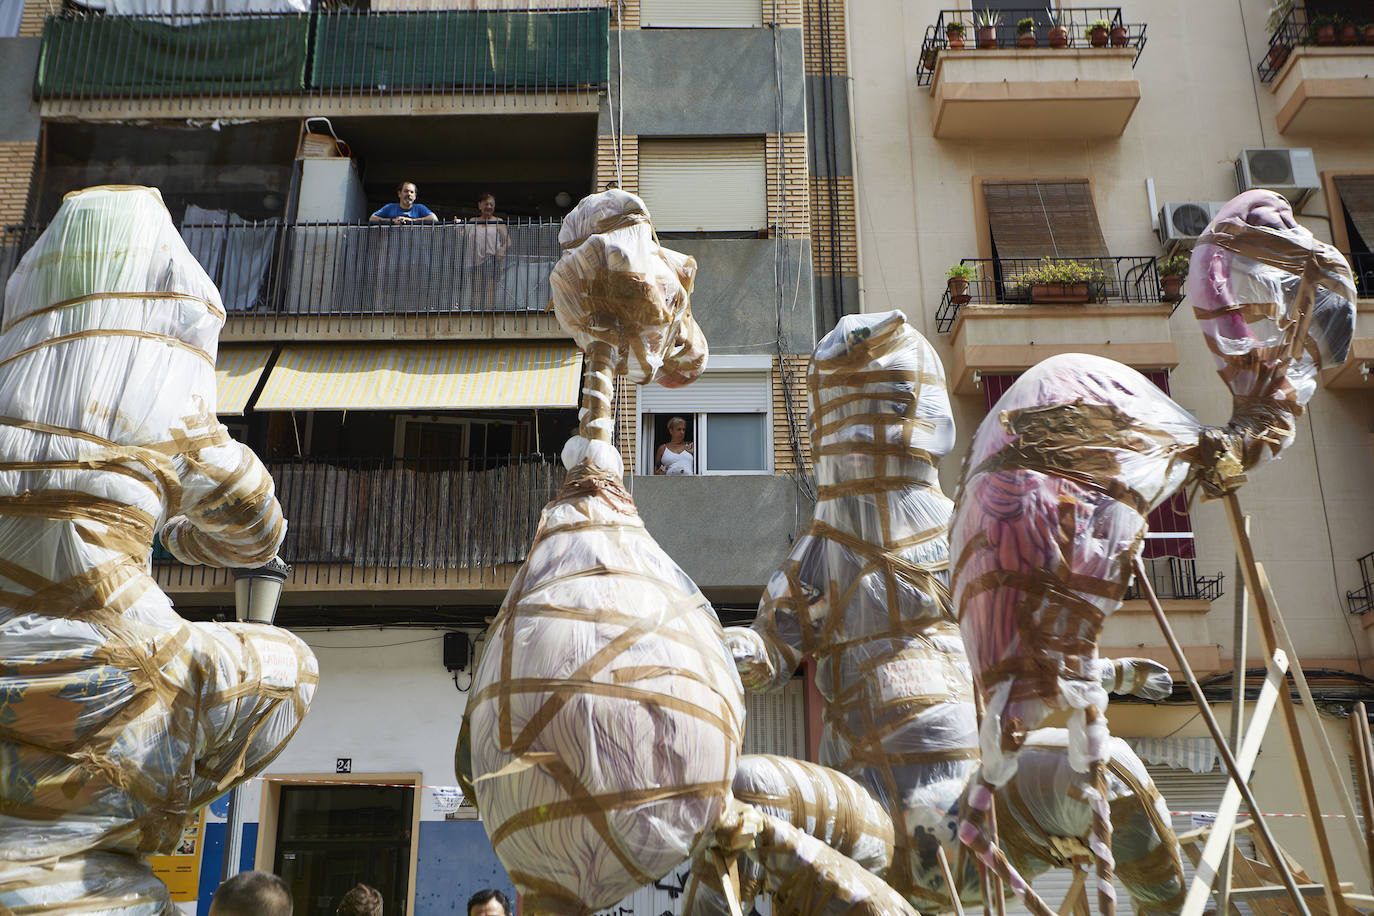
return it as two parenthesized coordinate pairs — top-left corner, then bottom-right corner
(231, 556), (291, 625)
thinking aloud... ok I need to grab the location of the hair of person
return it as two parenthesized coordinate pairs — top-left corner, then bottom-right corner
(668, 416), (687, 429)
(396, 180), (417, 193)
(211, 871), (292, 916)
(466, 889), (511, 916)
(477, 191), (496, 204)
(336, 883), (384, 916)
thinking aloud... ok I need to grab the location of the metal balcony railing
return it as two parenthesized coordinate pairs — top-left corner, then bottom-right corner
(1347, 251), (1374, 298)
(1257, 4), (1373, 83)
(915, 7), (1147, 87)
(182, 219), (562, 315)
(934, 255), (1163, 332)
(1125, 556), (1224, 603)
(154, 455), (566, 585)
(35, 6), (610, 103)
(1349, 551), (1374, 616)
(0, 219), (562, 320)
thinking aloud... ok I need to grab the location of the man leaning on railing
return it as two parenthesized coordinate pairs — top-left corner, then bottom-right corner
(369, 180), (438, 225)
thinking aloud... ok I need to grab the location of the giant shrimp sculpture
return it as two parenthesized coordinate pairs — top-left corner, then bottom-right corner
(951, 190), (1357, 916)
(461, 191), (915, 916)
(0, 186), (317, 913)
(710, 310), (1185, 916)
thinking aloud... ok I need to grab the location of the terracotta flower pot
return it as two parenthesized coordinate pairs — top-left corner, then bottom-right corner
(946, 28), (965, 49)
(1048, 25), (1069, 48)
(1089, 26), (1108, 47)
(1365, 24), (1374, 44)
(921, 48), (938, 71)
(1340, 23), (1359, 44)
(976, 25), (997, 48)
(1315, 24), (1336, 45)
(1267, 43), (1290, 70)
(1160, 274), (1184, 302)
(1109, 25), (1128, 46)
(948, 277), (972, 304)
(1017, 31), (1037, 47)
(1030, 282), (1089, 303)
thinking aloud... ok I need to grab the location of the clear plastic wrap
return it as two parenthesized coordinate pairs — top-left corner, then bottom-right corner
(722, 312), (1182, 915)
(0, 186), (317, 913)
(461, 466), (744, 915)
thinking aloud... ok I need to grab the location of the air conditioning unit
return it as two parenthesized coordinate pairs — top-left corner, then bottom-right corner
(1157, 201), (1227, 251)
(1234, 147), (1319, 208)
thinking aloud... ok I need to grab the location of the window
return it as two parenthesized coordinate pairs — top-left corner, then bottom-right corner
(638, 139), (767, 233)
(982, 178), (1110, 260)
(394, 415), (531, 462)
(1329, 174), (1374, 294)
(637, 357), (772, 475)
(640, 0), (762, 28)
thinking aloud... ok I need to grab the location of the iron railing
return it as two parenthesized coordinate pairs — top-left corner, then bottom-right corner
(1347, 251), (1374, 298)
(0, 219), (561, 319)
(35, 6), (610, 103)
(1349, 551), (1374, 616)
(1257, 4), (1373, 82)
(915, 7), (1147, 87)
(1125, 556), (1224, 603)
(183, 219), (561, 315)
(154, 455), (565, 583)
(934, 255), (1163, 332)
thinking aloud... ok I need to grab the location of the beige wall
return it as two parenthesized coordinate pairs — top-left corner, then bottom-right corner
(847, 0), (1374, 670)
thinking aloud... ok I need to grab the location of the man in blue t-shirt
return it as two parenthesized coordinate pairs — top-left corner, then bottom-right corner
(369, 180), (438, 225)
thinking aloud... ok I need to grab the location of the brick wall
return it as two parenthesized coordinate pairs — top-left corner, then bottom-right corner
(614, 382), (637, 474)
(809, 175), (858, 275)
(610, 0), (639, 28)
(773, 353), (811, 475)
(0, 142), (38, 225)
(19, 0), (52, 37)
(764, 0), (803, 27)
(766, 133), (810, 239)
(596, 134), (638, 194)
(803, 0), (848, 76)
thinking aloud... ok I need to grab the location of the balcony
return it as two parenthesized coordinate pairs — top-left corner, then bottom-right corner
(1350, 551), (1374, 616)
(916, 7), (1146, 139)
(937, 256), (1179, 395)
(156, 455), (565, 597)
(1322, 252), (1374, 388)
(35, 7), (609, 118)
(1258, 6), (1374, 135)
(2, 220), (568, 338)
(1105, 556), (1223, 672)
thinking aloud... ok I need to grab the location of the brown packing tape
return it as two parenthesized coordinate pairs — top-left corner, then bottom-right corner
(0, 328), (214, 373)
(559, 210), (651, 251)
(10, 289), (227, 325)
(1198, 218), (1357, 304)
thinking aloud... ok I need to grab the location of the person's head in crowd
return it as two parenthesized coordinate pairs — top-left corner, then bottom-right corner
(397, 181), (419, 209)
(467, 889), (511, 916)
(336, 883), (384, 916)
(476, 192), (497, 220)
(208, 871), (292, 916)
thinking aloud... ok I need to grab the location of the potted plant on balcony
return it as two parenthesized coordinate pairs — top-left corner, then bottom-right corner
(1046, 9), (1070, 48)
(1310, 14), (1337, 45)
(947, 263), (976, 304)
(1339, 17), (1359, 44)
(946, 19), (967, 49)
(975, 9), (1002, 49)
(1365, 22), (1374, 44)
(1018, 260), (1106, 303)
(1016, 17), (1037, 47)
(1086, 18), (1111, 47)
(1110, 21), (1129, 46)
(1158, 253), (1189, 303)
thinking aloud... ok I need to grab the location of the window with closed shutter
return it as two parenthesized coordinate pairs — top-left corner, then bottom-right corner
(640, 0), (762, 28)
(638, 360), (772, 474)
(983, 179), (1111, 260)
(638, 139), (768, 233)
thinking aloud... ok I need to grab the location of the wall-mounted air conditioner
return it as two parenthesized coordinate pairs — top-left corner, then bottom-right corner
(1234, 147), (1319, 208)
(1157, 201), (1227, 251)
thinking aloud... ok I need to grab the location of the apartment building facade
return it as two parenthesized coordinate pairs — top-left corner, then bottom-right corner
(845, 0), (1374, 907)
(0, 0), (858, 913)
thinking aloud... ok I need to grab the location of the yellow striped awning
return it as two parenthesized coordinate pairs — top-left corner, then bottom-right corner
(253, 342), (584, 411)
(215, 345), (275, 416)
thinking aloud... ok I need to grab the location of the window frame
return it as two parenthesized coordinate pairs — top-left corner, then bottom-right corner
(636, 355), (773, 477)
(1321, 169), (1374, 300)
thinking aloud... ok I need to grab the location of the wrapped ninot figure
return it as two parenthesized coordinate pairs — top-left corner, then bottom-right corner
(0, 186), (317, 913)
(950, 189), (1356, 916)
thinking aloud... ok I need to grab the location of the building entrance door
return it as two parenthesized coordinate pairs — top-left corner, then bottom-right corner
(274, 784), (415, 915)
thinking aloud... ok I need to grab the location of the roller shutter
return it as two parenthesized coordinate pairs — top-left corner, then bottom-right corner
(638, 139), (768, 232)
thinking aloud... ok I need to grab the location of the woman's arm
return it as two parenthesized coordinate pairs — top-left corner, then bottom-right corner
(654, 444), (667, 474)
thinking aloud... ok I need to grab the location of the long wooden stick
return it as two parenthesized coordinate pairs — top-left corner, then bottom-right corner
(1351, 703), (1374, 891)
(1181, 647), (1287, 916)
(938, 845), (967, 916)
(1223, 492), (1352, 916)
(1133, 554), (1312, 916)
(1220, 514), (1251, 916)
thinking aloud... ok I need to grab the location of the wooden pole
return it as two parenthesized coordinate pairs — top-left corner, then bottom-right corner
(1351, 703), (1374, 891)
(1223, 492), (1353, 916)
(1220, 515), (1251, 916)
(1132, 554), (1313, 916)
(938, 845), (967, 916)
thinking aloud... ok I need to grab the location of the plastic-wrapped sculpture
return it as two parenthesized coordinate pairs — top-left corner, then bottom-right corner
(0, 186), (317, 913)
(714, 310), (1184, 916)
(951, 189), (1357, 916)
(460, 191), (917, 916)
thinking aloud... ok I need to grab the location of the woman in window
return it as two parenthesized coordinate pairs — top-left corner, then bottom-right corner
(654, 416), (695, 475)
